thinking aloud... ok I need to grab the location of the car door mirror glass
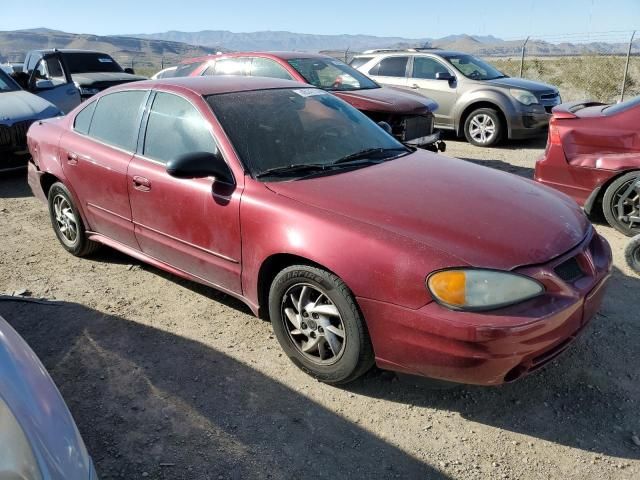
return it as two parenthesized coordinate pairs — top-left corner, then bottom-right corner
(166, 151), (234, 184)
(34, 79), (55, 90)
(124, 67), (135, 74)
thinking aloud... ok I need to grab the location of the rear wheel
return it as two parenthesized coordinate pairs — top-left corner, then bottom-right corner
(602, 171), (640, 237)
(463, 108), (503, 147)
(268, 265), (374, 384)
(48, 182), (100, 256)
(625, 235), (640, 274)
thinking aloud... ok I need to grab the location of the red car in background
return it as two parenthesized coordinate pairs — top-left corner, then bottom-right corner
(535, 96), (640, 236)
(27, 77), (611, 386)
(174, 51), (445, 151)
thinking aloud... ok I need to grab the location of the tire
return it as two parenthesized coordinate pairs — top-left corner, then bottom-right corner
(602, 171), (640, 237)
(625, 235), (640, 274)
(47, 182), (100, 256)
(268, 265), (374, 384)
(463, 108), (503, 147)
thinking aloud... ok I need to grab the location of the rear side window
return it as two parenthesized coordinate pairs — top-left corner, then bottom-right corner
(88, 91), (147, 151)
(370, 56), (408, 77)
(211, 57), (251, 76)
(250, 58), (293, 80)
(174, 62), (203, 77)
(143, 92), (217, 164)
(73, 101), (97, 134)
(349, 57), (373, 69)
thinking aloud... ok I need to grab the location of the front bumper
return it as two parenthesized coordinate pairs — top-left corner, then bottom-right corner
(359, 230), (612, 385)
(509, 111), (551, 139)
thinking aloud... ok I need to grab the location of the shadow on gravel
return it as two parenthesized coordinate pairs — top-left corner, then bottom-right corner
(439, 131), (546, 151)
(0, 168), (31, 198)
(347, 266), (640, 461)
(457, 157), (534, 179)
(0, 298), (447, 480)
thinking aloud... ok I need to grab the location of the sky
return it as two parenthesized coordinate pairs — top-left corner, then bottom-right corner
(1, 0), (639, 41)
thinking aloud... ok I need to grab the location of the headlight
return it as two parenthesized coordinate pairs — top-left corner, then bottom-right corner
(0, 397), (43, 480)
(509, 88), (538, 106)
(427, 269), (544, 311)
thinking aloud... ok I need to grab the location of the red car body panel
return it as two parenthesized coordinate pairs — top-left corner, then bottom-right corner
(179, 52), (435, 116)
(27, 77), (612, 385)
(535, 100), (640, 207)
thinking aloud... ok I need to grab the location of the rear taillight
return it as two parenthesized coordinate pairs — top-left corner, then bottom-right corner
(548, 117), (562, 146)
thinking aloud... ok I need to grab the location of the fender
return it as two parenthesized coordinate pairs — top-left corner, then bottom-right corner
(454, 88), (516, 134)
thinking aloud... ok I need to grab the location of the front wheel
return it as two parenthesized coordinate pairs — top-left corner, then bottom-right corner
(625, 235), (640, 274)
(602, 171), (640, 237)
(463, 108), (503, 147)
(268, 265), (374, 384)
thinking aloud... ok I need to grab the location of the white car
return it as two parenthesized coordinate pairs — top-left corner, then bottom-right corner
(151, 66), (177, 80)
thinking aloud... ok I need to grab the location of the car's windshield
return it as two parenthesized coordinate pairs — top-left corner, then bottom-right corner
(0, 69), (20, 92)
(442, 54), (506, 81)
(603, 95), (640, 115)
(207, 88), (407, 179)
(63, 53), (124, 74)
(287, 58), (379, 91)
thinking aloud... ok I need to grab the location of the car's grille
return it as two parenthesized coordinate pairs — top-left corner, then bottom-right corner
(554, 257), (584, 283)
(540, 92), (559, 100)
(401, 115), (433, 141)
(0, 120), (33, 149)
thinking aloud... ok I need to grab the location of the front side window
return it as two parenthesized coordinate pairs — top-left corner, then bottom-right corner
(371, 56), (409, 78)
(211, 58), (251, 76)
(349, 57), (373, 69)
(143, 92), (217, 164)
(207, 88), (406, 179)
(88, 90), (147, 151)
(443, 54), (506, 81)
(73, 100), (97, 134)
(411, 57), (451, 80)
(174, 62), (203, 77)
(250, 58), (293, 80)
(287, 58), (378, 91)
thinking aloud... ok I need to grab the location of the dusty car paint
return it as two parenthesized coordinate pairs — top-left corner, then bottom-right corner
(27, 76), (612, 385)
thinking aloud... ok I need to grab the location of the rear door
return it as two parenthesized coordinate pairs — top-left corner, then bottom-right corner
(408, 56), (458, 128)
(127, 91), (242, 293)
(59, 89), (149, 248)
(365, 55), (409, 89)
(28, 53), (80, 113)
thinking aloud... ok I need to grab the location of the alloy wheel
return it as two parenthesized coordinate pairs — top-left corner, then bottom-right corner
(281, 283), (346, 365)
(52, 194), (78, 244)
(469, 114), (497, 145)
(612, 178), (640, 230)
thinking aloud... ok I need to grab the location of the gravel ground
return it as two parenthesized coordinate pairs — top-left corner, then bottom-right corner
(0, 136), (638, 480)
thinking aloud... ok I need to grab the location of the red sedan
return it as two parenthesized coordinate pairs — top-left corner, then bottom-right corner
(27, 77), (611, 385)
(174, 51), (445, 151)
(535, 97), (640, 236)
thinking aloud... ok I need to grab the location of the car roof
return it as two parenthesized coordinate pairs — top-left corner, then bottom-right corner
(355, 50), (464, 58)
(33, 49), (113, 55)
(114, 75), (310, 96)
(180, 51), (332, 65)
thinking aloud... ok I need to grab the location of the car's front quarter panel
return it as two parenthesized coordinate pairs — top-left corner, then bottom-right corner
(239, 180), (464, 312)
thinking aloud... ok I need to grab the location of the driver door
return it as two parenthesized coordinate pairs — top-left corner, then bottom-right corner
(28, 53), (81, 113)
(408, 56), (458, 128)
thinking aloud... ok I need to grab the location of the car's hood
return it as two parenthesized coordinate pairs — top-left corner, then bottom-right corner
(266, 151), (588, 270)
(0, 91), (61, 124)
(484, 76), (558, 93)
(71, 71), (147, 86)
(332, 86), (437, 114)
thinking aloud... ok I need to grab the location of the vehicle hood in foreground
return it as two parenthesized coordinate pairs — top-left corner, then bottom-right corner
(71, 71), (147, 87)
(484, 77), (558, 93)
(333, 86), (438, 114)
(266, 151), (589, 270)
(0, 91), (61, 125)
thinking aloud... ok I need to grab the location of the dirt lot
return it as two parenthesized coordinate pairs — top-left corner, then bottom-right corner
(0, 137), (638, 480)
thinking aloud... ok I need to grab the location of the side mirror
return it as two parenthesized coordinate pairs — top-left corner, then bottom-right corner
(124, 67), (135, 74)
(377, 121), (393, 135)
(34, 79), (55, 90)
(166, 151), (234, 184)
(435, 72), (454, 81)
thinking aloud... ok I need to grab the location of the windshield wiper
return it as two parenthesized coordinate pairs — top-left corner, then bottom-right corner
(332, 147), (408, 165)
(255, 163), (332, 178)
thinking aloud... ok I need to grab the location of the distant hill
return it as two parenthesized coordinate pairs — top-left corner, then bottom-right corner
(0, 29), (227, 69)
(134, 29), (639, 56)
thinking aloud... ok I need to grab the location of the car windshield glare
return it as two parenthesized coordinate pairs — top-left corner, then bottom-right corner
(287, 58), (379, 91)
(63, 53), (124, 74)
(0, 70), (19, 92)
(206, 88), (406, 179)
(444, 54), (505, 81)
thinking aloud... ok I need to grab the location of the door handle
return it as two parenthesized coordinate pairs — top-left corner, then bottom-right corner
(66, 152), (78, 165)
(411, 84), (420, 89)
(132, 175), (151, 192)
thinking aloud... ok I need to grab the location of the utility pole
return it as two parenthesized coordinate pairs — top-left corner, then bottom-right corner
(620, 30), (636, 103)
(519, 36), (530, 77)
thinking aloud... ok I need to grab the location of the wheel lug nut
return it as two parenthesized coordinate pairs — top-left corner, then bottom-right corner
(301, 323), (307, 329)
(302, 312), (308, 317)
(318, 327), (324, 333)
(312, 313), (319, 319)
(310, 332), (316, 338)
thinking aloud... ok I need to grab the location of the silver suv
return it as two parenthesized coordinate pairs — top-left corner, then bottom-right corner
(351, 49), (561, 147)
